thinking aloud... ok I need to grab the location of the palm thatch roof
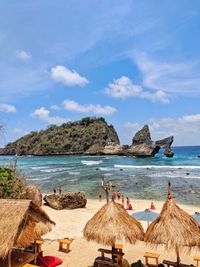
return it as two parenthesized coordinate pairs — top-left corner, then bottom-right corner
(83, 200), (144, 246)
(0, 199), (55, 259)
(145, 182), (200, 264)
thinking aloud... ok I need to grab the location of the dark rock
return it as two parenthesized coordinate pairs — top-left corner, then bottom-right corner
(156, 136), (174, 157)
(132, 125), (152, 145)
(164, 148), (174, 157)
(127, 143), (160, 157)
(103, 125), (174, 158)
(24, 185), (42, 206)
(43, 191), (87, 210)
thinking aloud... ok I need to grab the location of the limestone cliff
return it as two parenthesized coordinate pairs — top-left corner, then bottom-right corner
(103, 125), (174, 157)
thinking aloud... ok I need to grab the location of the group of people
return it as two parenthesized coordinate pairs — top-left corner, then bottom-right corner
(53, 186), (62, 194)
(98, 190), (133, 210)
(98, 190), (156, 212)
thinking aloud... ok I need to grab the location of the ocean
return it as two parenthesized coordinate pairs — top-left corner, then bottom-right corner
(0, 146), (200, 206)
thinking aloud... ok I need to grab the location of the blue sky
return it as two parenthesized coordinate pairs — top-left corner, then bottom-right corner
(0, 0), (200, 146)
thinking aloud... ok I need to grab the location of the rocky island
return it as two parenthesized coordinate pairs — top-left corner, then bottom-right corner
(0, 117), (174, 157)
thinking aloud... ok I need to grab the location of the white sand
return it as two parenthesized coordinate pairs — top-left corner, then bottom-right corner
(41, 198), (200, 267)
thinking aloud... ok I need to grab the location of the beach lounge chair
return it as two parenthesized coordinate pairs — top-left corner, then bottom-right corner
(94, 248), (125, 267)
(36, 252), (62, 267)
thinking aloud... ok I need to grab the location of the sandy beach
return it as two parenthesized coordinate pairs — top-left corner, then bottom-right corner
(41, 198), (200, 267)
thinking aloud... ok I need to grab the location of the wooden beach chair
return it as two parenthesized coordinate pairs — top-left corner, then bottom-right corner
(94, 248), (124, 267)
(144, 252), (160, 267)
(193, 256), (200, 267)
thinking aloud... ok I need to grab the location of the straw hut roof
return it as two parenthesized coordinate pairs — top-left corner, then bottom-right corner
(145, 183), (200, 263)
(0, 199), (55, 259)
(83, 200), (144, 246)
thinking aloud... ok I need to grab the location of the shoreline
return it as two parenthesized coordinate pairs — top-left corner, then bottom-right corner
(43, 193), (200, 208)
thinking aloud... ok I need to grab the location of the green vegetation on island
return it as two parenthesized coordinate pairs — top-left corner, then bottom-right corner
(0, 117), (120, 155)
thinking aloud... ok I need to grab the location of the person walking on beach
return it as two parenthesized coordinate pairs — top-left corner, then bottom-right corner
(113, 191), (117, 201)
(117, 190), (121, 200)
(121, 195), (124, 207)
(98, 191), (102, 202)
(53, 187), (56, 194)
(126, 197), (130, 210)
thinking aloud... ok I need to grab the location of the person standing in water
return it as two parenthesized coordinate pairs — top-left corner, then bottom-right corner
(98, 191), (102, 202)
(59, 186), (62, 194)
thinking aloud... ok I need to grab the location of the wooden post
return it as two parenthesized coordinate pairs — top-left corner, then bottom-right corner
(101, 178), (115, 203)
(176, 245), (180, 266)
(7, 250), (11, 267)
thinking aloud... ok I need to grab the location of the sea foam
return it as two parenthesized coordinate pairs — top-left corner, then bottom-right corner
(81, 160), (102, 166)
(114, 164), (200, 170)
(40, 167), (70, 173)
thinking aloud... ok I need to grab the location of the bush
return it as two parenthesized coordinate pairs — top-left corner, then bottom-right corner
(0, 167), (25, 198)
(81, 117), (93, 125)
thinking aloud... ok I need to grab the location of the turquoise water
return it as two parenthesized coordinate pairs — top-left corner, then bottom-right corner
(0, 146), (200, 206)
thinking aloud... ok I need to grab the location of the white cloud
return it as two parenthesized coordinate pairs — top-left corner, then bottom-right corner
(63, 99), (117, 116)
(50, 105), (60, 110)
(105, 76), (170, 103)
(148, 114), (200, 145)
(141, 90), (170, 104)
(31, 107), (68, 125)
(105, 76), (142, 99)
(51, 66), (89, 87)
(181, 114), (200, 123)
(122, 113), (200, 145)
(16, 50), (31, 62)
(133, 51), (200, 95)
(0, 103), (16, 113)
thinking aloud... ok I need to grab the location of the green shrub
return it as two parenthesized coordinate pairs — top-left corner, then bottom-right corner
(0, 167), (25, 198)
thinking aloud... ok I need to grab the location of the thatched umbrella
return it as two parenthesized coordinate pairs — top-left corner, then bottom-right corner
(0, 199), (55, 266)
(145, 182), (200, 266)
(83, 200), (144, 246)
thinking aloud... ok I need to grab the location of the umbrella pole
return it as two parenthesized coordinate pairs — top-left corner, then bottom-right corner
(176, 245), (180, 266)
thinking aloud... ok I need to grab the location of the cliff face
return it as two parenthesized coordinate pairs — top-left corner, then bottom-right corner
(0, 117), (120, 155)
(132, 124), (152, 145)
(0, 120), (174, 158)
(103, 125), (174, 157)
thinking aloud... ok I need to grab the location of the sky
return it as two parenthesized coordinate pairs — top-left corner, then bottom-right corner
(0, 0), (200, 146)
